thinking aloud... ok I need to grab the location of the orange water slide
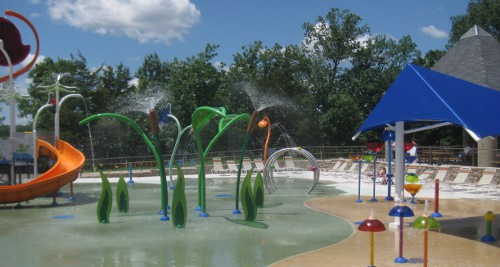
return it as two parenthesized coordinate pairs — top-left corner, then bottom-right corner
(0, 139), (85, 204)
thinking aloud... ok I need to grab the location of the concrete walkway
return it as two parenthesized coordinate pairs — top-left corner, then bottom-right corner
(270, 172), (500, 267)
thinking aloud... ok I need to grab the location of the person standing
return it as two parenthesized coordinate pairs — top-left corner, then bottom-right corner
(408, 139), (418, 162)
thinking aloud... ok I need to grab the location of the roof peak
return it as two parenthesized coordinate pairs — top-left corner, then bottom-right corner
(460, 25), (493, 39)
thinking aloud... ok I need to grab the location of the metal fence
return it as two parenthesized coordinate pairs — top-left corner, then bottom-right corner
(81, 145), (500, 172)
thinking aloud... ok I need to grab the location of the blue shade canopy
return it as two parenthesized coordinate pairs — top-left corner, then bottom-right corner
(353, 64), (500, 139)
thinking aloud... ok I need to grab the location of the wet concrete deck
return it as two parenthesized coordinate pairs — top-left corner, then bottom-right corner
(2, 171), (500, 266)
(271, 185), (500, 267)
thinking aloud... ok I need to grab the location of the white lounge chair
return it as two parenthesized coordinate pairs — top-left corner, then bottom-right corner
(284, 156), (303, 173)
(274, 159), (288, 173)
(448, 167), (472, 190)
(417, 169), (435, 182)
(227, 160), (245, 174)
(325, 160), (345, 175)
(465, 168), (496, 193)
(253, 158), (265, 173)
(331, 161), (349, 176)
(340, 161), (358, 177)
(211, 157), (229, 175)
(242, 157), (255, 173)
(406, 165), (418, 175)
(434, 166), (450, 182)
(359, 163), (370, 174)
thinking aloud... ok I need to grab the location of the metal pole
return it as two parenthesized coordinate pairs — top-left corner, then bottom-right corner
(371, 157), (378, 202)
(356, 160), (363, 203)
(395, 122), (405, 202)
(128, 162), (134, 184)
(385, 139), (394, 201)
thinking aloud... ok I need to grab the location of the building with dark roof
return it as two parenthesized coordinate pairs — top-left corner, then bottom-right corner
(432, 25), (500, 167)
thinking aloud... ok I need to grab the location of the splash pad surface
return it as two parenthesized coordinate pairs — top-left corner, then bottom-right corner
(0, 176), (352, 267)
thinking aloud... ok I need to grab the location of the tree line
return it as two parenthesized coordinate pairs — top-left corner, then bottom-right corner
(2, 2), (499, 161)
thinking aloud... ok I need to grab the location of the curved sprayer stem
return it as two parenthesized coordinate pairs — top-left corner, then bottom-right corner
(55, 94), (84, 146)
(147, 109), (160, 134)
(246, 111), (259, 133)
(166, 113), (191, 189)
(167, 114), (181, 185)
(79, 113), (169, 215)
(262, 116), (271, 164)
(234, 111), (260, 213)
(190, 106), (251, 216)
(32, 103), (54, 177)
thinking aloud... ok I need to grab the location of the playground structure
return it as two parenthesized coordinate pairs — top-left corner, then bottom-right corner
(0, 10), (87, 206)
(1, 10), (39, 185)
(0, 139), (85, 204)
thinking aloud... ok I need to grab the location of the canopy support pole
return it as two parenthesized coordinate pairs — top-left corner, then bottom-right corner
(395, 121), (405, 202)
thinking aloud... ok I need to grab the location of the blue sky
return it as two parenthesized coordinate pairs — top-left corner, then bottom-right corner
(2, 0), (469, 125)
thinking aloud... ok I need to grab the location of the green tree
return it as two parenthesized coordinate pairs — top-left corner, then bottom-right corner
(301, 8), (371, 144)
(302, 8), (370, 82)
(344, 35), (420, 118)
(18, 53), (100, 143)
(224, 41), (316, 148)
(135, 52), (170, 92)
(90, 63), (135, 112)
(300, 8), (422, 145)
(163, 44), (228, 150)
(414, 49), (447, 68)
(16, 52), (146, 161)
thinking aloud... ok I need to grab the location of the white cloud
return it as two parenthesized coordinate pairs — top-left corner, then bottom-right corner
(21, 52), (45, 68)
(356, 34), (372, 48)
(30, 12), (42, 18)
(420, 25), (448, 39)
(129, 77), (139, 87)
(301, 22), (327, 52)
(46, 0), (201, 44)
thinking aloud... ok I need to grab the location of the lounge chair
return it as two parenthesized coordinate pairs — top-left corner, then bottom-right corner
(242, 157), (255, 173)
(253, 158), (265, 173)
(416, 169), (434, 182)
(284, 156), (303, 173)
(360, 162), (374, 175)
(227, 160), (245, 174)
(406, 164), (418, 174)
(211, 157), (230, 175)
(274, 159), (288, 173)
(434, 166), (450, 182)
(465, 168), (496, 193)
(325, 160), (345, 175)
(359, 163), (370, 174)
(448, 167), (472, 190)
(330, 160), (349, 175)
(337, 161), (357, 176)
